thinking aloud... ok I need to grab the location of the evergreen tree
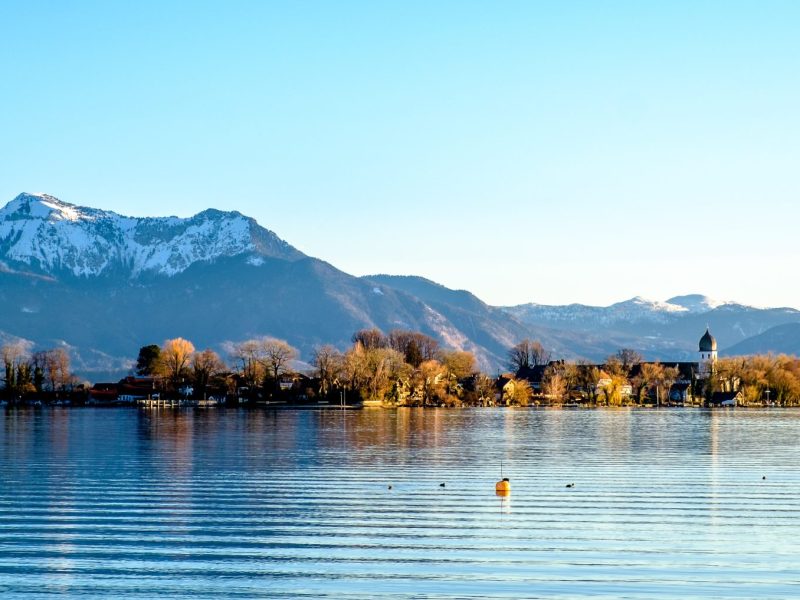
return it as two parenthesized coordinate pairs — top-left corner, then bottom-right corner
(136, 345), (161, 376)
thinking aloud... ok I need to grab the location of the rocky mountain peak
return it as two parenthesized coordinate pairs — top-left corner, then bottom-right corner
(0, 192), (303, 278)
(1, 193), (93, 222)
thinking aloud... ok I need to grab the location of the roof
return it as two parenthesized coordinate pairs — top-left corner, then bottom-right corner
(628, 362), (697, 381)
(516, 365), (548, 383)
(699, 328), (717, 352)
(495, 376), (513, 390)
(710, 391), (740, 404)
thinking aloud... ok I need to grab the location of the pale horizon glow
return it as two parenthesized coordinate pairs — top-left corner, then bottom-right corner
(1, 2), (799, 309)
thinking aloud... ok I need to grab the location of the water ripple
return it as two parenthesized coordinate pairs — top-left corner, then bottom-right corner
(1, 407), (800, 598)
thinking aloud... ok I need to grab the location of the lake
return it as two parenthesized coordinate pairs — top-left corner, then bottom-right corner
(1, 407), (799, 598)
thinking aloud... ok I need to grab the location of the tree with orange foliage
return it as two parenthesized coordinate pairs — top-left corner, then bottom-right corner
(160, 337), (195, 383)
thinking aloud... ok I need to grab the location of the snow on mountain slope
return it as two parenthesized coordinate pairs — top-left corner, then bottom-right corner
(503, 294), (761, 328)
(665, 294), (734, 313)
(0, 193), (303, 277)
(504, 296), (691, 327)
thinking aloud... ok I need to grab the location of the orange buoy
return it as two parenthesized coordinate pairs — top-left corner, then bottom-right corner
(495, 477), (510, 495)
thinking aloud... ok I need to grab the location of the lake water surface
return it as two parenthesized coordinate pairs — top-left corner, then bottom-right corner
(1, 407), (800, 598)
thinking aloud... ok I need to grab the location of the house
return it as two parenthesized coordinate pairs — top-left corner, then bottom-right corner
(515, 364), (549, 392)
(118, 376), (158, 401)
(89, 383), (119, 404)
(276, 373), (317, 401)
(593, 371), (610, 389)
(392, 376), (414, 404)
(495, 375), (517, 405)
(592, 370), (633, 402)
(669, 382), (692, 404)
(89, 376), (159, 404)
(709, 390), (741, 407)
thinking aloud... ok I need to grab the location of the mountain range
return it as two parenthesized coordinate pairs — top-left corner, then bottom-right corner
(2, 192), (800, 380)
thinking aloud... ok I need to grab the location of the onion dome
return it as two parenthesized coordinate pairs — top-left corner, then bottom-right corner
(699, 328), (717, 352)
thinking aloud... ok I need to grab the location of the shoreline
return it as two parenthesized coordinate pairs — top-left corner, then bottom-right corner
(1, 402), (788, 411)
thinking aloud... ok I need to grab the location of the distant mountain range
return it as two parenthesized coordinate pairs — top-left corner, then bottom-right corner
(504, 295), (800, 361)
(2, 192), (800, 380)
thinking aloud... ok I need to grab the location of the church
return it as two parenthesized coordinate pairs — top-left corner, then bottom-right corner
(697, 328), (718, 378)
(666, 328), (727, 404)
(518, 327), (733, 406)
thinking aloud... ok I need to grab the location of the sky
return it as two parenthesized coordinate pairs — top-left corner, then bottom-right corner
(1, 1), (799, 308)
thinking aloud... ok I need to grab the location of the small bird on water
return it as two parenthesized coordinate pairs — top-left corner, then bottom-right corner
(762, 476), (766, 480)
(439, 483), (446, 488)
(388, 485), (393, 489)
(566, 483), (575, 488)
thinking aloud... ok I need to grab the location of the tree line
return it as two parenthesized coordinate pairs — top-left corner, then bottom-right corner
(712, 355), (800, 406)
(310, 329), (481, 406)
(5, 332), (800, 407)
(130, 329), (486, 406)
(1, 341), (76, 401)
(514, 344), (800, 407)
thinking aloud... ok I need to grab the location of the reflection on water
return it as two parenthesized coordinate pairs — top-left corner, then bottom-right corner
(2, 408), (800, 598)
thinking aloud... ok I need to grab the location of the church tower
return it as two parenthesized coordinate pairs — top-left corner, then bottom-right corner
(698, 328), (717, 377)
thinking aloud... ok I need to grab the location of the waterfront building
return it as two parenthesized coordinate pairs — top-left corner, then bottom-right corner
(511, 328), (724, 405)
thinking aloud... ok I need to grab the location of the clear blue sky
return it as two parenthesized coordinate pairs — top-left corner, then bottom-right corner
(1, 1), (798, 307)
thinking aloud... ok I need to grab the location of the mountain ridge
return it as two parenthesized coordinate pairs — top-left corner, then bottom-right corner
(3, 192), (800, 379)
(0, 192), (303, 279)
(0, 193), (539, 377)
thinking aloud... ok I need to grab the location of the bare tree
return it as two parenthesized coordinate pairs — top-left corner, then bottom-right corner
(542, 366), (567, 402)
(192, 349), (225, 395)
(43, 348), (71, 392)
(440, 350), (476, 398)
(160, 337), (196, 383)
(507, 339), (550, 372)
(440, 350), (476, 380)
(352, 328), (387, 350)
(313, 345), (344, 396)
(414, 334), (440, 362)
(658, 365), (679, 406)
(635, 362), (664, 404)
(362, 348), (406, 402)
(561, 362), (579, 394)
(226, 339), (263, 388)
(604, 355), (625, 377)
(259, 337), (298, 388)
(343, 343), (368, 392)
(615, 348), (643, 371)
(388, 330), (439, 366)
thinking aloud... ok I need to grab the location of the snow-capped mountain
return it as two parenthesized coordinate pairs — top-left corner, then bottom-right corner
(505, 296), (690, 327)
(665, 294), (734, 313)
(503, 293), (800, 362)
(0, 192), (544, 377)
(3, 191), (800, 379)
(0, 193), (302, 278)
(504, 294), (745, 327)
